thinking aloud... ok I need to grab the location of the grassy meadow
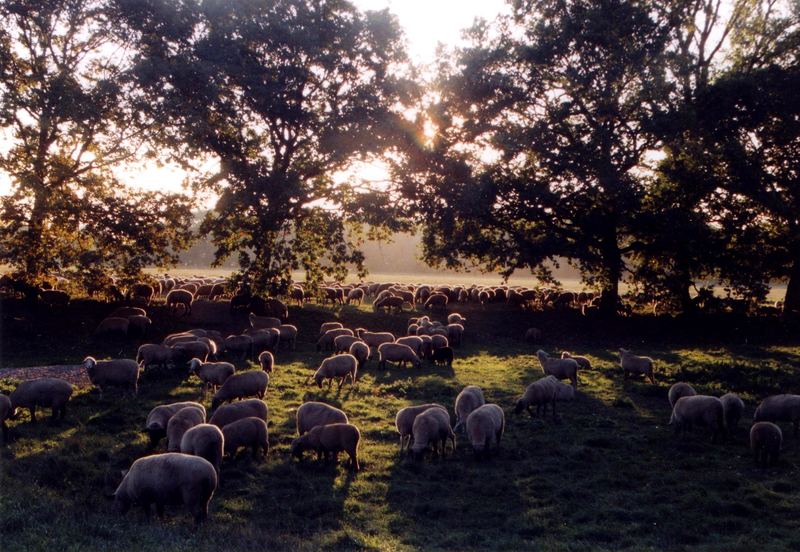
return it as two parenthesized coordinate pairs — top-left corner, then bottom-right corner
(2, 293), (800, 551)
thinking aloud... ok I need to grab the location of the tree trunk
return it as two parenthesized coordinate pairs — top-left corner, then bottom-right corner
(598, 232), (623, 317)
(783, 256), (800, 316)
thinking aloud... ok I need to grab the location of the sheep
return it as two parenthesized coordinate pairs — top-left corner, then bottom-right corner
(668, 382), (697, 409)
(171, 340), (211, 368)
(145, 402), (206, 447)
(349, 341), (370, 371)
(334, 334), (362, 354)
(247, 328), (280, 356)
(753, 394), (800, 436)
(395, 336), (424, 357)
(8, 377), (73, 422)
(210, 370), (269, 410)
(167, 406), (206, 452)
(395, 403), (448, 452)
(114, 453), (217, 524)
(222, 416), (269, 460)
(524, 328), (542, 342)
(446, 324), (464, 347)
(424, 293), (448, 311)
(407, 323), (419, 336)
(454, 385), (486, 433)
(561, 352), (592, 371)
(466, 404), (505, 458)
(290, 423), (361, 471)
(209, 399), (268, 429)
(249, 313), (281, 329)
(317, 328), (354, 352)
(278, 324), (298, 350)
(94, 317), (130, 337)
(619, 348), (656, 384)
(356, 329), (396, 350)
(378, 343), (421, 370)
(290, 285), (305, 305)
(720, 392), (745, 434)
(750, 422), (783, 467)
(418, 335), (433, 359)
(669, 395), (725, 443)
(224, 334), (253, 362)
(374, 295), (407, 313)
(110, 306), (147, 318)
(40, 289), (70, 307)
(346, 288), (365, 305)
(1, 393), (12, 443)
(296, 402), (349, 435)
(447, 313), (467, 324)
(180, 424), (224, 476)
(166, 289), (194, 315)
(258, 351), (274, 373)
(127, 315), (152, 336)
(431, 346), (454, 367)
(319, 322), (344, 336)
(128, 283), (156, 304)
(536, 350), (579, 388)
(430, 335), (449, 352)
(410, 407), (455, 460)
(188, 358), (235, 394)
(136, 344), (174, 372)
(514, 376), (560, 418)
(82, 357), (139, 398)
(306, 355), (358, 389)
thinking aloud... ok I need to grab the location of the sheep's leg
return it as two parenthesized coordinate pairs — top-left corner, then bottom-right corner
(29, 406), (36, 423)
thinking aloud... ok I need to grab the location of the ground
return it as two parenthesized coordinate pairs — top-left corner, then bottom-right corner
(2, 295), (800, 551)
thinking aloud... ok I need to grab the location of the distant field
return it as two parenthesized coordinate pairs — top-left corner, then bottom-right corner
(2, 298), (800, 550)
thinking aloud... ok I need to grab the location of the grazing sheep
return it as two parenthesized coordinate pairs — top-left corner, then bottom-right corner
(110, 306), (147, 318)
(166, 289), (194, 315)
(753, 394), (800, 436)
(247, 328), (280, 356)
(210, 371), (269, 410)
(296, 402), (349, 435)
(249, 313), (281, 329)
(466, 404), (505, 458)
(720, 392), (745, 433)
(378, 343), (422, 370)
(430, 334), (449, 351)
(669, 395), (725, 443)
(290, 423), (361, 471)
(8, 377), (73, 422)
(668, 382), (697, 409)
(514, 376), (560, 418)
(222, 417), (269, 460)
(180, 424), (224, 475)
(424, 293), (448, 311)
(307, 355), (358, 389)
(83, 357), (139, 398)
(171, 340), (211, 368)
(114, 453), (217, 524)
(1, 393), (12, 443)
(146, 402), (206, 447)
(355, 329), (396, 350)
(447, 313), (467, 324)
(410, 407), (455, 460)
(278, 324), (298, 350)
(395, 336), (424, 358)
(127, 315), (152, 336)
(407, 323), (419, 336)
(561, 352), (592, 371)
(317, 328), (355, 352)
(349, 341), (370, 371)
(209, 399), (268, 429)
(619, 349), (656, 384)
(431, 346), (454, 367)
(224, 334), (253, 362)
(319, 322), (344, 336)
(334, 334), (362, 354)
(750, 422), (783, 467)
(536, 350), (579, 388)
(94, 317), (130, 337)
(446, 324), (464, 347)
(374, 295), (407, 313)
(395, 403), (448, 452)
(454, 386), (486, 433)
(346, 288), (365, 305)
(188, 359), (235, 394)
(258, 351), (274, 373)
(167, 406), (206, 452)
(136, 344), (174, 372)
(524, 328), (542, 342)
(128, 283), (156, 304)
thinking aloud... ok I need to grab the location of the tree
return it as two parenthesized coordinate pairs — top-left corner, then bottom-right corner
(0, 0), (195, 289)
(119, 0), (417, 295)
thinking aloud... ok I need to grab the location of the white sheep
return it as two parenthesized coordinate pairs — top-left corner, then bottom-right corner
(210, 371), (269, 410)
(395, 403), (448, 452)
(83, 357), (139, 398)
(377, 343), (422, 370)
(466, 404), (505, 457)
(454, 385), (485, 433)
(188, 358), (235, 394)
(296, 402), (349, 435)
(619, 348), (656, 384)
(536, 350), (579, 388)
(306, 355), (358, 389)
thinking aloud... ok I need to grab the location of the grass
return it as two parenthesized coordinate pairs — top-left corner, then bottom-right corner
(3, 296), (800, 551)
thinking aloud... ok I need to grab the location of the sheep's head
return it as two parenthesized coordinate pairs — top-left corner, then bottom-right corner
(82, 356), (97, 374)
(210, 396), (222, 411)
(188, 358), (201, 374)
(513, 399), (526, 415)
(315, 372), (325, 388)
(290, 436), (308, 458)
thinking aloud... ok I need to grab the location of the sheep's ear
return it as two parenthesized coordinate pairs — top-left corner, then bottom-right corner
(120, 469), (128, 477)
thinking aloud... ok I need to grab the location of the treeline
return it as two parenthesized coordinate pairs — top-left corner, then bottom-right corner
(0, 0), (798, 316)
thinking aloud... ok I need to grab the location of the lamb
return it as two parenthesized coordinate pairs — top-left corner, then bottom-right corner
(180, 424), (224, 475)
(348, 341), (370, 371)
(395, 403), (448, 452)
(307, 355), (358, 389)
(720, 392), (745, 433)
(536, 350), (579, 388)
(319, 322), (344, 336)
(82, 357), (139, 398)
(209, 399), (268, 429)
(145, 401), (206, 447)
(166, 289), (194, 315)
(94, 317), (130, 337)
(454, 385), (486, 432)
(258, 351), (274, 373)
(619, 348), (656, 383)
(431, 346), (454, 367)
(561, 352), (592, 371)
(278, 324), (298, 350)
(188, 358), (235, 394)
(753, 394), (800, 436)
(378, 343), (422, 370)
(334, 334), (363, 354)
(222, 416), (269, 460)
(668, 382), (697, 409)
(669, 395), (725, 443)
(136, 344), (174, 372)
(1, 393), (12, 442)
(210, 370), (269, 410)
(410, 407), (455, 460)
(8, 377), (73, 422)
(249, 313), (281, 329)
(167, 406), (206, 452)
(446, 324), (464, 347)
(466, 404), (505, 458)
(290, 423), (361, 471)
(224, 334), (253, 362)
(296, 401), (349, 435)
(750, 422), (783, 467)
(114, 453), (217, 524)
(317, 328), (355, 352)
(355, 329), (396, 350)
(447, 313), (467, 324)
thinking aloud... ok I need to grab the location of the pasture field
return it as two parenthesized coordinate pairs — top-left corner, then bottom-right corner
(3, 295), (800, 551)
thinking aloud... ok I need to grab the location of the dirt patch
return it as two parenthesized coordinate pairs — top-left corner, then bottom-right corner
(0, 364), (89, 387)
